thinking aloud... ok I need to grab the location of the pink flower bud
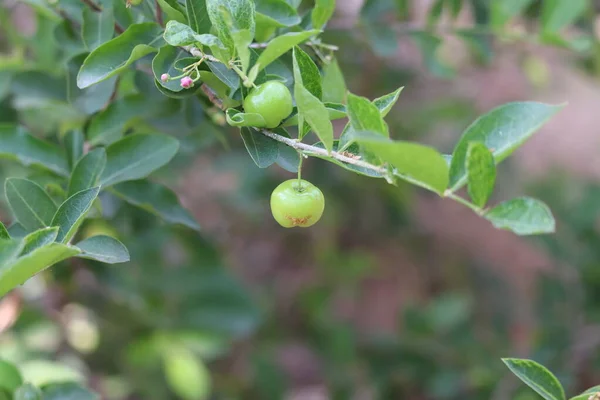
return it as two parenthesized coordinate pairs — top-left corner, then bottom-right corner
(160, 73), (170, 83)
(180, 76), (194, 89)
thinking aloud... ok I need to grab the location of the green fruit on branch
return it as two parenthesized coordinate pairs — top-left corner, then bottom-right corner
(270, 179), (325, 228)
(243, 81), (293, 128)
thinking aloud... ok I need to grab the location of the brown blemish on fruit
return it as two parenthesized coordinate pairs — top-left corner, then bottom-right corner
(286, 215), (312, 226)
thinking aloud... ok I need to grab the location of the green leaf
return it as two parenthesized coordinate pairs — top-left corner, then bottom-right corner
(100, 133), (180, 186)
(51, 187), (100, 243)
(42, 383), (99, 400)
(68, 149), (106, 197)
(0, 243), (80, 297)
(502, 358), (565, 400)
(0, 223), (8, 240)
(186, 0), (212, 34)
(14, 383), (42, 400)
(82, 6), (115, 51)
(322, 58), (347, 104)
(240, 127), (279, 168)
(162, 345), (211, 400)
(293, 46), (322, 100)
(20, 227), (59, 257)
(5, 178), (57, 231)
(207, 61), (240, 91)
(112, 180), (200, 230)
(63, 130), (84, 170)
(355, 134), (449, 194)
(570, 386), (600, 400)
(485, 198), (555, 235)
(490, 0), (534, 28)
(77, 23), (165, 89)
(163, 20), (226, 49)
(466, 142), (495, 208)
(226, 109), (267, 127)
(154, 47), (198, 93)
(312, 0), (335, 29)
(256, 0), (301, 30)
(158, 0), (187, 24)
(0, 125), (68, 176)
(0, 239), (23, 268)
(293, 74), (333, 150)
(276, 142), (300, 172)
(283, 102), (346, 126)
(373, 87), (403, 117)
(448, 102), (563, 191)
(541, 0), (587, 34)
(347, 92), (389, 136)
(75, 235), (129, 264)
(0, 360), (22, 393)
(19, 360), (84, 387)
(427, 0), (444, 27)
(248, 30), (320, 78)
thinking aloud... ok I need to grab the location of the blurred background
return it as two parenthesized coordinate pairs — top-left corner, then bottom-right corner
(1, 0), (600, 399)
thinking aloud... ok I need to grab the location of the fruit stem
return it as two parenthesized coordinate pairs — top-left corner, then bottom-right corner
(296, 152), (304, 191)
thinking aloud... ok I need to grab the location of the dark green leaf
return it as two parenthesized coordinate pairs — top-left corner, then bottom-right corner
(0, 223), (8, 240)
(373, 87), (403, 117)
(63, 130), (84, 170)
(207, 61), (240, 91)
(321, 58), (347, 104)
(312, 0), (335, 29)
(0, 125), (68, 176)
(240, 127), (279, 168)
(154, 47), (201, 93)
(0, 244), (80, 297)
(186, 0), (211, 34)
(485, 198), (555, 235)
(20, 227), (59, 257)
(158, 0), (187, 24)
(448, 102), (563, 191)
(541, 0), (586, 34)
(226, 109), (267, 127)
(112, 180), (200, 230)
(276, 142), (300, 172)
(82, 6), (115, 51)
(466, 142), (495, 208)
(0, 360), (22, 393)
(68, 149), (106, 197)
(347, 93), (388, 136)
(42, 382), (99, 400)
(77, 23), (165, 88)
(502, 358), (565, 400)
(293, 46), (321, 100)
(256, 0), (301, 30)
(100, 133), (180, 186)
(51, 187), (100, 243)
(5, 178), (57, 231)
(75, 235), (129, 264)
(7, 225), (27, 240)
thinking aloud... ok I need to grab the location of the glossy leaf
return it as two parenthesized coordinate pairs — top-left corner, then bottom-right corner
(42, 383), (99, 400)
(186, 0), (211, 34)
(0, 244), (80, 297)
(0, 360), (22, 393)
(248, 30), (320, 78)
(502, 358), (565, 400)
(485, 198), (556, 235)
(112, 180), (200, 230)
(20, 227), (59, 257)
(312, 0), (335, 29)
(77, 23), (165, 88)
(75, 235), (130, 264)
(51, 187), (100, 243)
(0, 125), (68, 176)
(240, 127), (279, 168)
(100, 133), (180, 186)
(293, 46), (321, 100)
(5, 178), (57, 231)
(466, 142), (495, 208)
(68, 148), (106, 197)
(322, 58), (347, 104)
(449, 102), (563, 191)
(347, 92), (389, 136)
(373, 87), (403, 117)
(82, 6), (114, 51)
(226, 109), (267, 127)
(158, 0), (187, 24)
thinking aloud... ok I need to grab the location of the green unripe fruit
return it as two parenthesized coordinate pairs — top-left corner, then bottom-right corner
(243, 81), (293, 128)
(270, 179), (325, 228)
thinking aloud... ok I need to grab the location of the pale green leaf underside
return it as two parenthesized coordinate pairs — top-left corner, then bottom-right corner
(486, 198), (555, 235)
(5, 178), (57, 231)
(51, 187), (100, 243)
(75, 235), (129, 264)
(502, 358), (565, 400)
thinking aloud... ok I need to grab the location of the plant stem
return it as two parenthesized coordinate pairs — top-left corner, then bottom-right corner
(445, 192), (483, 214)
(297, 152), (303, 188)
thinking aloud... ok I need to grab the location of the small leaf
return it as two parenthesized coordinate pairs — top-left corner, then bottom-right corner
(240, 127), (279, 168)
(0, 359), (22, 394)
(485, 198), (555, 235)
(75, 235), (129, 264)
(100, 133), (180, 186)
(82, 5), (115, 51)
(63, 130), (84, 170)
(51, 187), (100, 243)
(373, 87), (403, 117)
(466, 142), (496, 208)
(295, 84), (333, 151)
(77, 23), (165, 89)
(226, 109), (267, 127)
(0, 222), (9, 240)
(322, 58), (347, 104)
(448, 102), (563, 191)
(347, 92), (389, 136)
(158, 0), (187, 24)
(5, 178), (57, 231)
(293, 46), (322, 100)
(186, 0), (211, 34)
(163, 20), (227, 49)
(502, 358), (565, 400)
(20, 227), (59, 256)
(0, 125), (69, 176)
(42, 383), (99, 400)
(112, 180), (200, 230)
(248, 30), (320, 77)
(0, 244), (80, 297)
(312, 0), (335, 29)
(68, 148), (106, 197)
